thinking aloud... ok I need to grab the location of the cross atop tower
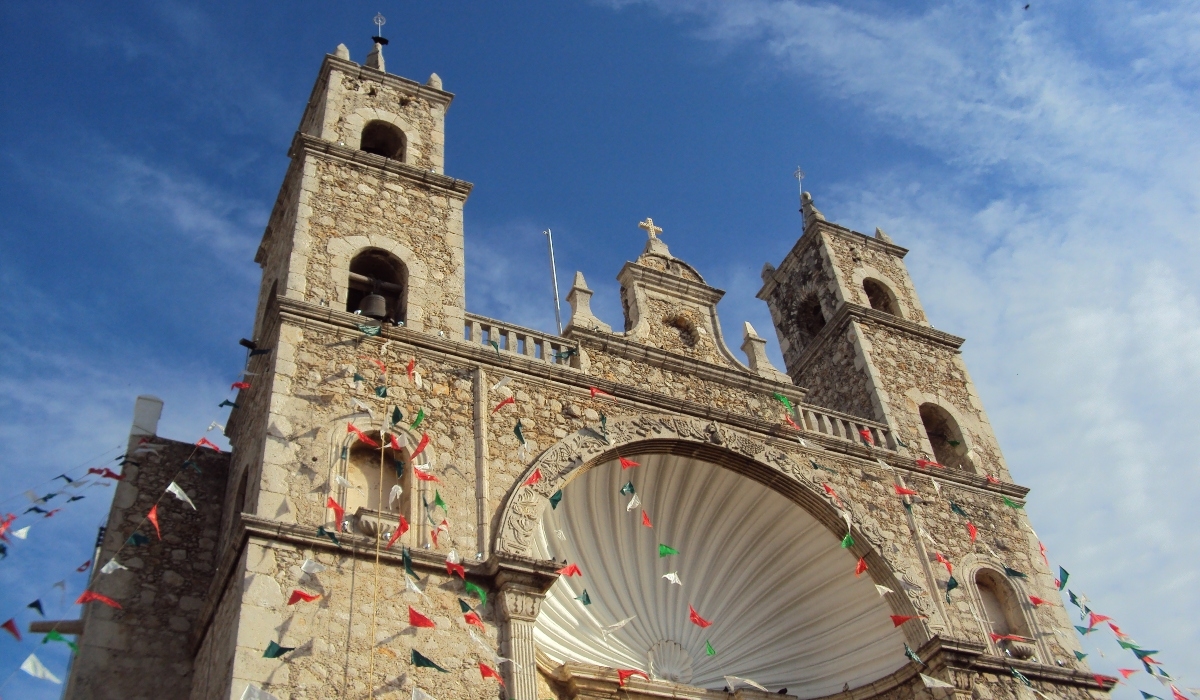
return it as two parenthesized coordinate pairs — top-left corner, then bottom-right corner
(638, 217), (663, 240)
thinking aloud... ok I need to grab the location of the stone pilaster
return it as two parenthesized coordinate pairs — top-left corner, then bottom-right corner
(499, 584), (545, 700)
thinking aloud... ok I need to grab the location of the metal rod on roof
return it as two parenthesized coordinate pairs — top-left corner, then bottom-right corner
(544, 229), (564, 335)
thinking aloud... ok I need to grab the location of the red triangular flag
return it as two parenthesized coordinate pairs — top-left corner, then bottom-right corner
(1038, 541), (1049, 566)
(77, 590), (122, 608)
(147, 504), (161, 540)
(406, 358), (416, 380)
(389, 434), (401, 450)
(491, 396), (515, 414)
(231, 381), (251, 390)
(859, 428), (874, 445)
(641, 510), (652, 527)
(386, 516), (409, 549)
(480, 662), (504, 686)
(1029, 596), (1050, 606)
(0, 618), (20, 641)
(1118, 669), (1139, 679)
(784, 414), (803, 431)
(431, 519), (448, 547)
(894, 484), (919, 496)
(688, 605), (712, 628)
(1171, 685), (1190, 700)
(985, 474), (1001, 484)
(935, 552), (952, 573)
(967, 522), (978, 542)
(411, 433), (430, 458)
(618, 669), (649, 686)
(196, 437), (222, 452)
(288, 590), (320, 605)
(347, 423), (379, 448)
(619, 456), (640, 469)
(589, 386), (610, 398)
(414, 467), (439, 482)
(1087, 612), (1112, 627)
(890, 615), (923, 627)
(409, 606), (436, 628)
(822, 483), (844, 506)
(854, 557), (868, 577)
(556, 563), (582, 577)
(446, 561), (466, 579)
(522, 469), (542, 487)
(463, 611), (485, 630)
(76, 560), (91, 572)
(326, 497), (344, 526)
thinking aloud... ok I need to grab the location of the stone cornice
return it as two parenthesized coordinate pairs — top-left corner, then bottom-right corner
(791, 303), (965, 379)
(320, 54), (455, 108)
(290, 132), (474, 198)
(759, 222), (910, 301)
(616, 261), (725, 305)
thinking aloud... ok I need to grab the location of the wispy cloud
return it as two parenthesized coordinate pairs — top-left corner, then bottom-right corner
(607, 0), (1200, 683)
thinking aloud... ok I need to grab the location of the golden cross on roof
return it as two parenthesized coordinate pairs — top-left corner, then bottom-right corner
(638, 217), (663, 240)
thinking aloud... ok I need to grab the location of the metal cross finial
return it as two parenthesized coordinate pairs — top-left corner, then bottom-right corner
(793, 165), (805, 202)
(638, 217), (663, 240)
(373, 13), (386, 36)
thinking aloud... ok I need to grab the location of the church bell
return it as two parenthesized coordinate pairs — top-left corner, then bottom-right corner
(357, 293), (388, 319)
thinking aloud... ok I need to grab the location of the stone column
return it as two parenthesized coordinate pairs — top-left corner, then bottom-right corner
(499, 584), (546, 700)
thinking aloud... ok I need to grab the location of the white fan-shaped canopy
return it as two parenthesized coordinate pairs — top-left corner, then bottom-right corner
(533, 453), (907, 696)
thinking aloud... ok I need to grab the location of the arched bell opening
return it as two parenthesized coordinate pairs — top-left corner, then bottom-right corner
(346, 248), (408, 324)
(527, 444), (916, 697)
(918, 403), (974, 473)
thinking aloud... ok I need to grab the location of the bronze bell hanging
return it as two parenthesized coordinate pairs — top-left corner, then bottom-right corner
(358, 293), (388, 319)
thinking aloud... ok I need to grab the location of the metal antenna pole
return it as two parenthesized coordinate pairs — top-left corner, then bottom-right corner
(544, 229), (564, 335)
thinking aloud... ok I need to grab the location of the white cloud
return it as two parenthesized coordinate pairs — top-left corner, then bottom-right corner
(609, 0), (1200, 685)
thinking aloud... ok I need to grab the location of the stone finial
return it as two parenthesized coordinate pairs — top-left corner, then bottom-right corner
(335, 44), (350, 60)
(741, 322), (789, 382)
(801, 191), (825, 229)
(426, 73), (443, 90)
(874, 227), (894, 243)
(761, 262), (776, 284)
(565, 272), (611, 333)
(365, 40), (385, 72)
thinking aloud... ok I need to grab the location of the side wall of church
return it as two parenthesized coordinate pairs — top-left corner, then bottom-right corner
(190, 550), (248, 700)
(793, 325), (879, 420)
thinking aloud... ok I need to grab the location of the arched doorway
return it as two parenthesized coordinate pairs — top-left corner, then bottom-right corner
(532, 452), (908, 696)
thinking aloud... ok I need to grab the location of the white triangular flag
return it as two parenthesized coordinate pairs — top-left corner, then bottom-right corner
(100, 558), (128, 574)
(447, 549), (461, 564)
(921, 673), (955, 689)
(207, 421), (225, 433)
(413, 370), (423, 389)
(554, 529), (566, 541)
(600, 615), (636, 641)
(23, 490), (40, 504)
(20, 654), (60, 684)
(875, 584), (894, 596)
(389, 484), (403, 508)
(335, 475), (364, 494)
(626, 494), (641, 511)
(662, 572), (682, 586)
(300, 559), (326, 575)
(491, 377), (512, 391)
(52, 581), (65, 591)
(725, 676), (768, 692)
(412, 687), (437, 700)
(406, 575), (429, 599)
(166, 482), (196, 510)
(240, 684), (280, 700)
(12, 526), (30, 540)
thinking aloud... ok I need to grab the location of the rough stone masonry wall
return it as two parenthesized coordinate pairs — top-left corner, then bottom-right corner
(190, 548), (247, 699)
(762, 233), (845, 374)
(67, 437), (229, 700)
(322, 67), (445, 173)
(793, 323), (879, 420)
(821, 230), (928, 325)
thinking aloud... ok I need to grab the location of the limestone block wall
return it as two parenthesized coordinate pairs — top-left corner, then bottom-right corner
(793, 323), (879, 420)
(66, 437), (229, 699)
(820, 229), (928, 325)
(190, 548), (248, 699)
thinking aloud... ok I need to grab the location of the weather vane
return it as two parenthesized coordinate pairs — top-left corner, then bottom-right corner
(793, 165), (805, 202)
(372, 13), (389, 44)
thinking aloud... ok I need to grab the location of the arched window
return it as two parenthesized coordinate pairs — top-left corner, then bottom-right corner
(347, 249), (408, 323)
(345, 436), (409, 522)
(787, 292), (827, 349)
(919, 403), (972, 472)
(976, 569), (1035, 659)
(359, 120), (406, 160)
(863, 279), (900, 316)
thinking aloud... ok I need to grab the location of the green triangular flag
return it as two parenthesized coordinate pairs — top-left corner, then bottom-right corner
(465, 581), (487, 606)
(1074, 651), (1088, 661)
(705, 640), (716, 657)
(488, 340), (500, 356)
(600, 413), (608, 438)
(410, 408), (426, 430)
(1132, 648), (1160, 660)
(810, 459), (836, 473)
(905, 643), (923, 666)
(353, 372), (365, 383)
(1010, 668), (1032, 687)
(1142, 692), (1164, 700)
(340, 445), (349, 460)
(218, 399), (239, 408)
(263, 641), (294, 658)
(895, 436), (909, 448)
(1069, 590), (1080, 608)
(317, 526), (341, 548)
(1003, 566), (1027, 579)
(658, 544), (678, 557)
(375, 386), (388, 398)
(576, 590), (591, 605)
(459, 599), (473, 614)
(1057, 566), (1069, 591)
(620, 482), (636, 496)
(412, 649), (448, 672)
(27, 600), (44, 617)
(402, 547), (416, 578)
(42, 630), (78, 653)
(841, 532), (854, 548)
(549, 490), (563, 509)
(771, 392), (794, 411)
(1075, 625), (1096, 636)
(1002, 496), (1024, 509)
(391, 407), (403, 425)
(1118, 639), (1141, 650)
(946, 575), (958, 603)
(514, 420), (525, 445)
(433, 491), (448, 513)
(126, 533), (149, 546)
(949, 502), (969, 518)
(358, 324), (382, 337)
(947, 440), (960, 447)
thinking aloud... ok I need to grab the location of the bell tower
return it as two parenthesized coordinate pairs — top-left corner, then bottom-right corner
(249, 38), (471, 341)
(758, 192), (1012, 481)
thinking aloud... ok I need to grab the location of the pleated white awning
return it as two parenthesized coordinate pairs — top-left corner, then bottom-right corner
(533, 453), (907, 696)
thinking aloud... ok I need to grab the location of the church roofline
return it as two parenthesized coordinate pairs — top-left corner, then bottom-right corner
(319, 53), (456, 108)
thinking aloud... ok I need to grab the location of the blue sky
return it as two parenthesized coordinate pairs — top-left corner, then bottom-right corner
(2, 0), (1199, 697)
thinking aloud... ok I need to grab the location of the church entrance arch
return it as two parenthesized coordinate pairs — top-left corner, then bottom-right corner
(494, 415), (931, 698)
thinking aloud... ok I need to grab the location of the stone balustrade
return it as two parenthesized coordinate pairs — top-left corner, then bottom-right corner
(464, 313), (579, 367)
(796, 403), (898, 451)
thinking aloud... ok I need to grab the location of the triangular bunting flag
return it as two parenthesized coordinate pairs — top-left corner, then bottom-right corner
(166, 482), (196, 510)
(663, 572), (682, 586)
(619, 456), (640, 469)
(411, 649), (448, 672)
(20, 653), (60, 684)
(409, 606), (436, 628)
(464, 581), (487, 606)
(263, 641), (294, 658)
(641, 510), (652, 527)
(550, 490), (563, 509)
(658, 543), (678, 557)
(705, 640), (716, 656)
(576, 590), (592, 605)
(688, 605), (711, 628)
(27, 600), (44, 617)
(1, 618), (21, 641)
(287, 590), (320, 605)
(147, 504), (161, 540)
(479, 662), (504, 686)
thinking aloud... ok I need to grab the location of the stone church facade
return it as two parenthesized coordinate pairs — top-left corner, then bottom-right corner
(63, 41), (1112, 700)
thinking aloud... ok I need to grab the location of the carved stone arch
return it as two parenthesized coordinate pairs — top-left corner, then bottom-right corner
(343, 107), (424, 164)
(852, 265), (908, 319)
(493, 413), (930, 637)
(959, 554), (1048, 662)
(905, 388), (978, 473)
(327, 234), (430, 331)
